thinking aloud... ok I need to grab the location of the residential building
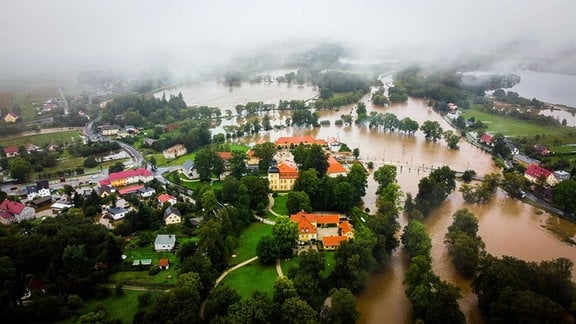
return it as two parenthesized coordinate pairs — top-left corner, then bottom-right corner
(99, 168), (153, 188)
(163, 144), (187, 159)
(4, 112), (19, 123)
(0, 199), (36, 224)
(107, 207), (128, 221)
(26, 180), (51, 200)
(25, 143), (40, 153)
(217, 152), (232, 170)
(479, 134), (493, 146)
(117, 185), (144, 195)
(554, 170), (571, 182)
(51, 202), (74, 214)
(154, 234), (176, 252)
(163, 206), (182, 225)
(274, 136), (327, 149)
(534, 144), (550, 156)
(4, 146), (19, 158)
(158, 193), (177, 205)
(101, 125), (119, 136)
(513, 154), (540, 168)
(326, 156), (347, 177)
(290, 211), (352, 249)
(182, 160), (195, 176)
(524, 165), (559, 186)
(268, 160), (298, 191)
(158, 258), (170, 270)
(246, 150), (259, 170)
(138, 187), (156, 198)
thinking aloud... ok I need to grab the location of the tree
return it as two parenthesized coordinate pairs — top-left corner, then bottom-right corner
(292, 144), (329, 178)
(373, 165), (397, 194)
(293, 169), (319, 199)
(8, 157), (31, 181)
(201, 189), (218, 215)
(352, 148), (360, 159)
(501, 172), (529, 199)
(272, 217), (299, 258)
(253, 142), (277, 172)
(491, 133), (511, 157)
(332, 182), (355, 212)
(443, 130), (460, 149)
(256, 235), (279, 264)
(229, 150), (247, 179)
(552, 179), (576, 215)
(204, 285), (241, 322)
(346, 163), (367, 203)
(273, 277), (298, 307)
(286, 191), (312, 214)
(402, 220), (432, 260)
(108, 161), (124, 174)
(280, 297), (318, 324)
(227, 291), (273, 324)
(83, 156), (98, 168)
(322, 288), (360, 324)
(241, 175), (269, 210)
(194, 148), (222, 182)
(420, 120), (443, 141)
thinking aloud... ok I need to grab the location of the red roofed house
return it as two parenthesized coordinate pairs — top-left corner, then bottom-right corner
(158, 258), (170, 270)
(118, 185), (144, 196)
(158, 193), (177, 205)
(479, 134), (493, 146)
(534, 144), (550, 156)
(268, 160), (299, 191)
(290, 212), (353, 250)
(524, 165), (559, 186)
(99, 168), (153, 188)
(246, 149), (259, 168)
(4, 112), (19, 123)
(4, 146), (19, 158)
(274, 136), (327, 149)
(326, 156), (347, 178)
(0, 199), (36, 225)
(217, 152), (233, 170)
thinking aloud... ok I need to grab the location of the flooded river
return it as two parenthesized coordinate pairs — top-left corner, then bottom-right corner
(159, 81), (576, 323)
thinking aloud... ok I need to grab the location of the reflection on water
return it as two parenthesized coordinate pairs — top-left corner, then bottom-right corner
(160, 81), (576, 324)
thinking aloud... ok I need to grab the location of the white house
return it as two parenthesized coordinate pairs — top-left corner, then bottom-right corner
(0, 200), (35, 224)
(107, 207), (128, 221)
(26, 180), (51, 200)
(138, 187), (156, 198)
(154, 234), (176, 252)
(158, 193), (177, 205)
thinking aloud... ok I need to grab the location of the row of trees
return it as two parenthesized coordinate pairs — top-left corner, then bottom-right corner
(405, 166), (456, 218)
(445, 209), (485, 277)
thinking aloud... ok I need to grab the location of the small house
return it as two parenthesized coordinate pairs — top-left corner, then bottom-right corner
(554, 170), (571, 182)
(107, 207), (128, 221)
(479, 134), (494, 146)
(4, 112), (19, 123)
(158, 258), (170, 270)
(154, 234), (176, 252)
(0, 199), (36, 224)
(163, 206), (182, 225)
(4, 146), (19, 158)
(524, 165), (559, 186)
(182, 160), (195, 176)
(138, 187), (156, 198)
(158, 193), (177, 206)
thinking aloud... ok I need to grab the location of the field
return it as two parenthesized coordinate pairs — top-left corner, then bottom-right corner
(220, 262), (277, 298)
(69, 289), (143, 324)
(271, 194), (289, 216)
(0, 129), (81, 147)
(230, 222), (272, 265)
(460, 107), (576, 139)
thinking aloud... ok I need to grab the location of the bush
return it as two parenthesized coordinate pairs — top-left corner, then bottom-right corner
(148, 266), (160, 276)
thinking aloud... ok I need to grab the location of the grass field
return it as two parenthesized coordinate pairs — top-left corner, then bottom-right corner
(230, 222), (272, 265)
(71, 289), (143, 323)
(271, 194), (289, 216)
(0, 130), (81, 147)
(460, 107), (576, 139)
(220, 262), (277, 298)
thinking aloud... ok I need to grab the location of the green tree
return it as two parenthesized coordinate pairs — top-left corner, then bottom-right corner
(8, 157), (31, 181)
(332, 182), (355, 212)
(273, 277), (298, 306)
(292, 144), (329, 178)
(108, 161), (124, 174)
(227, 291), (273, 324)
(253, 142), (277, 172)
(322, 288), (360, 324)
(402, 220), (431, 259)
(286, 191), (312, 214)
(281, 297), (318, 324)
(373, 165), (397, 194)
(420, 120), (443, 141)
(204, 284), (241, 322)
(552, 179), (576, 214)
(272, 217), (299, 258)
(201, 189), (218, 215)
(443, 130), (460, 149)
(293, 169), (319, 199)
(346, 163), (367, 203)
(256, 235), (279, 264)
(229, 150), (247, 179)
(83, 156), (98, 168)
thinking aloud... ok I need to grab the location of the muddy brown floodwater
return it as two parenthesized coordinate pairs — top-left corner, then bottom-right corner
(159, 81), (576, 324)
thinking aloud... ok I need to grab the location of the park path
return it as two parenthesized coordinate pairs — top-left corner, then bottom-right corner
(214, 256), (259, 286)
(275, 259), (284, 278)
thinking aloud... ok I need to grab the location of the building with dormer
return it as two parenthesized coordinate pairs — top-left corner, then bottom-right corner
(268, 160), (298, 191)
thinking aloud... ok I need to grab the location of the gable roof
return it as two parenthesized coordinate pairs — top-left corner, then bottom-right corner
(118, 185), (144, 195)
(158, 258), (169, 267)
(275, 136), (327, 146)
(480, 134), (493, 143)
(525, 164), (553, 179)
(158, 193), (176, 204)
(327, 156), (347, 175)
(164, 206), (182, 219)
(0, 199), (25, 214)
(154, 234), (176, 246)
(183, 160), (194, 171)
(108, 168), (152, 182)
(217, 152), (232, 161)
(322, 236), (347, 247)
(4, 146), (18, 154)
(339, 221), (353, 235)
(277, 161), (298, 179)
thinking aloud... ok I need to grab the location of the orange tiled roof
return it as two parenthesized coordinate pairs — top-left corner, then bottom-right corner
(217, 152), (233, 160)
(316, 214), (340, 224)
(158, 193), (176, 203)
(275, 136), (327, 146)
(322, 236), (347, 247)
(158, 258), (169, 267)
(298, 219), (317, 234)
(327, 156), (347, 175)
(339, 221), (353, 234)
(278, 161), (299, 179)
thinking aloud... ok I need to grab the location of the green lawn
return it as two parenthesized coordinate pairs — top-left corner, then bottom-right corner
(0, 130), (81, 147)
(70, 289), (143, 324)
(230, 222), (272, 265)
(271, 194), (289, 216)
(280, 256), (299, 275)
(321, 251), (336, 278)
(460, 107), (575, 138)
(220, 262), (277, 298)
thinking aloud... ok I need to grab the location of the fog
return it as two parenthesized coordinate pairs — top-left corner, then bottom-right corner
(2, 0), (576, 80)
